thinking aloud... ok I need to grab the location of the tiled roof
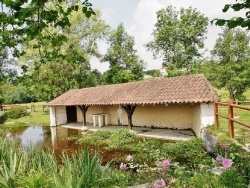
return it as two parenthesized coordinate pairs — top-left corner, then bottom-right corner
(47, 74), (219, 106)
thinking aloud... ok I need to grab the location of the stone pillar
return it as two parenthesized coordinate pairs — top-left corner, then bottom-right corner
(50, 107), (57, 127)
(200, 102), (214, 128)
(50, 127), (57, 147)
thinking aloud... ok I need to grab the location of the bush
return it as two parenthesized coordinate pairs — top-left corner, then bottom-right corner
(6, 106), (29, 119)
(161, 138), (212, 167)
(80, 129), (140, 151)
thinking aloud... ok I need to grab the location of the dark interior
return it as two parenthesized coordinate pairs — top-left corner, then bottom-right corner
(66, 106), (77, 123)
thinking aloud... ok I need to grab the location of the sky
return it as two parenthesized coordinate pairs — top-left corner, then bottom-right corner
(89, 0), (245, 73)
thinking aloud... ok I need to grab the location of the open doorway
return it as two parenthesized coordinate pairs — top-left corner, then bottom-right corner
(66, 106), (77, 123)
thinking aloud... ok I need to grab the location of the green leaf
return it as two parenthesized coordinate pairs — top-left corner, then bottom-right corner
(215, 19), (226, 26)
(228, 20), (239, 28)
(232, 3), (242, 11)
(241, 19), (250, 27)
(86, 11), (91, 18)
(223, 4), (230, 12)
(235, 17), (244, 23)
(82, 6), (87, 13)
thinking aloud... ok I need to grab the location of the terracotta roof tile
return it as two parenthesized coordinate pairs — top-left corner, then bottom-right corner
(47, 74), (219, 106)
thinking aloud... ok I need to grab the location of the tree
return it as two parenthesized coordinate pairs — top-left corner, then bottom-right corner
(20, 9), (109, 101)
(214, 1), (250, 29)
(146, 6), (208, 71)
(209, 28), (250, 100)
(103, 24), (145, 84)
(0, 0), (95, 58)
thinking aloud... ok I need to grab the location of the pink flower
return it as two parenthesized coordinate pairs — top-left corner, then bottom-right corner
(119, 162), (126, 170)
(161, 179), (166, 186)
(153, 183), (160, 188)
(162, 160), (170, 169)
(222, 158), (233, 169)
(216, 156), (222, 163)
(126, 154), (133, 162)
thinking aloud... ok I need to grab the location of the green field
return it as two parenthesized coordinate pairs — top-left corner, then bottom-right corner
(2, 102), (50, 126)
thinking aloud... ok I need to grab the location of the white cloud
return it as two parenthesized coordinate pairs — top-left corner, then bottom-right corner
(127, 0), (164, 70)
(91, 0), (247, 72)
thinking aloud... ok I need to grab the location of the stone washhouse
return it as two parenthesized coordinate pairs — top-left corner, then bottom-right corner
(47, 74), (219, 137)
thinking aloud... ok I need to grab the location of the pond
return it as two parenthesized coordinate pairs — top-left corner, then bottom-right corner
(6, 125), (83, 157)
(5, 125), (126, 163)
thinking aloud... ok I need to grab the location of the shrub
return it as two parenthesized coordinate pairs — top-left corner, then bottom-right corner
(161, 138), (212, 167)
(6, 106), (29, 119)
(105, 129), (139, 150)
(80, 129), (140, 150)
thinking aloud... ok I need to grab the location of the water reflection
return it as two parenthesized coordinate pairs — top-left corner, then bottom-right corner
(6, 125), (83, 156)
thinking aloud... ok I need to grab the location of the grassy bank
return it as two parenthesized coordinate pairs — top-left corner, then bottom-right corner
(208, 104), (250, 145)
(1, 102), (50, 127)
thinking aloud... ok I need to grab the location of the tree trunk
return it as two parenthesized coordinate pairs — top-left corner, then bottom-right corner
(122, 105), (136, 130)
(79, 105), (89, 126)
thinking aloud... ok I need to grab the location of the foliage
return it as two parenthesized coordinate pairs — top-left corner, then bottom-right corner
(208, 28), (250, 99)
(0, 83), (35, 104)
(5, 106), (29, 119)
(144, 69), (161, 77)
(146, 6), (208, 71)
(20, 9), (109, 101)
(0, 138), (123, 188)
(0, 49), (18, 84)
(103, 23), (145, 84)
(213, 1), (250, 29)
(80, 129), (140, 150)
(52, 149), (102, 188)
(80, 130), (113, 145)
(0, 0), (95, 59)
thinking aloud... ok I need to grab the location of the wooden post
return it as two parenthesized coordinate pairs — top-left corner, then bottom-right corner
(122, 105), (136, 130)
(214, 100), (219, 127)
(79, 105), (89, 126)
(228, 100), (234, 139)
(234, 99), (239, 117)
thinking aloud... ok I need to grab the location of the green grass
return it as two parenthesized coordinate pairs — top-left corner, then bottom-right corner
(208, 106), (250, 145)
(2, 102), (50, 126)
(216, 88), (250, 101)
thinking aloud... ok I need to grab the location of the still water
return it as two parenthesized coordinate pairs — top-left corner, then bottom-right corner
(6, 125), (83, 157)
(5, 125), (125, 163)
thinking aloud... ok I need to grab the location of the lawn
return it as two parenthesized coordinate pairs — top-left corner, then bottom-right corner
(2, 102), (50, 126)
(208, 88), (250, 145)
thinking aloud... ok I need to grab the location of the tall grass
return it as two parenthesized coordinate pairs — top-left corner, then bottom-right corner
(0, 139), (112, 187)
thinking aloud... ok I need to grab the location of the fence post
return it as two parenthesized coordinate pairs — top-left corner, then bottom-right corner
(234, 99), (239, 117)
(228, 99), (234, 139)
(214, 100), (219, 127)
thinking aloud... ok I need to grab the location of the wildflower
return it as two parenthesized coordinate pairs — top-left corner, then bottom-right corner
(119, 162), (126, 170)
(222, 158), (233, 169)
(162, 160), (170, 169)
(161, 179), (166, 186)
(216, 156), (222, 163)
(153, 182), (161, 188)
(126, 154), (133, 162)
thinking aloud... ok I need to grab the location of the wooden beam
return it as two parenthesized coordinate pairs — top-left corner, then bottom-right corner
(79, 105), (89, 126)
(122, 105), (136, 130)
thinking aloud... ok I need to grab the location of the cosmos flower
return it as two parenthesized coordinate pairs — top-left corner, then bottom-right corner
(222, 158), (233, 169)
(119, 162), (126, 170)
